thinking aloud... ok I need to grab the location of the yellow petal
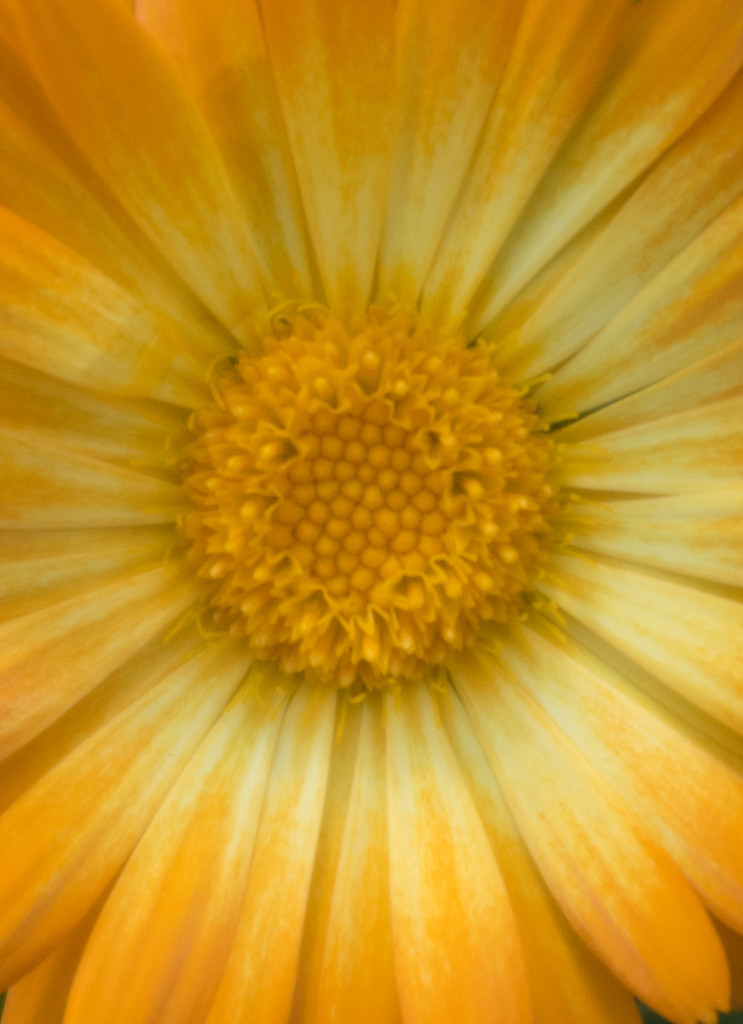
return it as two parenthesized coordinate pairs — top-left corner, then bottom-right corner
(385, 682), (531, 1024)
(64, 672), (289, 1024)
(472, 0), (743, 330)
(0, 426), (184, 529)
(205, 684), (336, 1024)
(379, 0), (522, 305)
(542, 552), (743, 734)
(309, 695), (402, 1024)
(444, 687), (643, 1024)
(261, 0), (394, 310)
(454, 647), (729, 1024)
(562, 396), (743, 494)
(566, 489), (743, 587)
(422, 0), (632, 326)
(0, 208), (207, 404)
(8, 0), (264, 329)
(540, 190), (743, 419)
(137, 0), (316, 298)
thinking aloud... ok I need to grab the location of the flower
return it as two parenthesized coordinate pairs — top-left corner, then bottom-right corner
(1, 0), (742, 1022)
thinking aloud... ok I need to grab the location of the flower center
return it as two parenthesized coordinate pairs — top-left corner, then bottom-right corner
(179, 307), (556, 688)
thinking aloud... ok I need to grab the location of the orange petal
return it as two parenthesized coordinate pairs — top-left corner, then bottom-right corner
(8, 0), (264, 329)
(261, 0), (395, 310)
(64, 671), (289, 1024)
(0, 640), (246, 988)
(501, 624), (743, 932)
(385, 681), (531, 1024)
(137, 0), (315, 299)
(205, 684), (336, 1024)
(454, 647), (729, 1024)
(444, 686), (642, 1024)
(0, 566), (193, 760)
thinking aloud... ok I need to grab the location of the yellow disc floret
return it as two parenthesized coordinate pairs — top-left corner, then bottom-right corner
(179, 306), (557, 688)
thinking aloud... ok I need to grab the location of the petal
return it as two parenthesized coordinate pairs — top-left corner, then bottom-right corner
(1, 898), (102, 1024)
(565, 489), (743, 587)
(0, 427), (184, 529)
(64, 669), (289, 1024)
(309, 695), (402, 1024)
(539, 192), (743, 419)
(492, 69), (743, 379)
(0, 207), (207, 404)
(560, 396), (743, 494)
(262, 0), (395, 310)
(422, 0), (632, 325)
(0, 565), (193, 760)
(453, 646), (729, 1024)
(444, 687), (642, 1024)
(501, 624), (743, 931)
(0, 356), (187, 465)
(136, 0), (316, 298)
(0, 639), (247, 987)
(205, 684), (336, 1024)
(379, 0), (522, 305)
(471, 0), (743, 330)
(8, 0), (264, 329)
(554, 337), (743, 441)
(0, 524), (175, 623)
(541, 552), (743, 736)
(385, 681), (531, 1024)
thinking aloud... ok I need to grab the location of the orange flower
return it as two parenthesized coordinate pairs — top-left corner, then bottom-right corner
(1, 2), (742, 1023)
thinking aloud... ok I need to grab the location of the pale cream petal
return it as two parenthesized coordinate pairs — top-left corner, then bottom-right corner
(0, 427), (184, 529)
(471, 1), (743, 332)
(444, 686), (643, 1024)
(491, 70), (743, 378)
(453, 647), (729, 1024)
(308, 695), (402, 1024)
(385, 682), (531, 1024)
(422, 0), (632, 326)
(0, 640), (247, 988)
(565, 490), (743, 587)
(64, 669), (289, 1024)
(500, 624), (743, 931)
(0, 524), (175, 623)
(204, 684), (336, 1024)
(261, 0), (394, 310)
(8, 0), (265, 328)
(554, 338), (743, 441)
(379, 0), (521, 305)
(541, 552), (743, 734)
(1, 898), (102, 1024)
(539, 193), (743, 419)
(0, 207), (207, 405)
(560, 396), (743, 494)
(0, 565), (194, 760)
(137, 0), (316, 298)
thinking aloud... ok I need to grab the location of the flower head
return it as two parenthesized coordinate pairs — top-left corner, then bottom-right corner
(1, 1), (743, 1023)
